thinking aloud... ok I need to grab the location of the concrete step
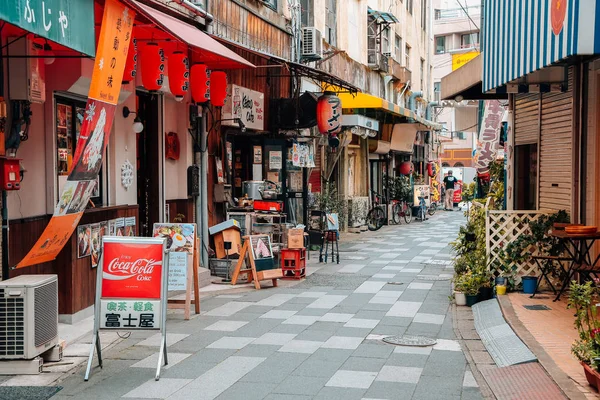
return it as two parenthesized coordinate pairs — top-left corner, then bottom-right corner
(198, 267), (211, 288)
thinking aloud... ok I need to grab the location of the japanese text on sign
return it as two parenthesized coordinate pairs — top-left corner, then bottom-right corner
(474, 100), (504, 176)
(100, 300), (161, 329)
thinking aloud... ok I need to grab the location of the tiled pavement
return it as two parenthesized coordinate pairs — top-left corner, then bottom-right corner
(52, 211), (485, 400)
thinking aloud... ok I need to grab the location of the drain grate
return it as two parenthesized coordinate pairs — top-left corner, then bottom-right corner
(417, 275), (451, 281)
(523, 304), (551, 311)
(382, 335), (437, 347)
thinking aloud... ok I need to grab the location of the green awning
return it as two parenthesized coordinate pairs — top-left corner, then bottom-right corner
(367, 8), (399, 24)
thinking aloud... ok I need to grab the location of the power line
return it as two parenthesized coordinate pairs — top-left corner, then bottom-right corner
(456, 0), (479, 31)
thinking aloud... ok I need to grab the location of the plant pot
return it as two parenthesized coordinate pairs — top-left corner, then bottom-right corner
(581, 362), (600, 389)
(495, 276), (507, 286)
(496, 285), (507, 295)
(478, 286), (493, 302)
(465, 232), (476, 242)
(465, 294), (479, 307)
(455, 292), (467, 306)
(522, 276), (538, 294)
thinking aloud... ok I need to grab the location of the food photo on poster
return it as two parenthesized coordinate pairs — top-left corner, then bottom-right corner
(152, 223), (196, 254)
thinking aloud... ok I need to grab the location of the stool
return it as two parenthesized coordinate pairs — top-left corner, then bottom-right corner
(281, 248), (306, 279)
(319, 230), (339, 264)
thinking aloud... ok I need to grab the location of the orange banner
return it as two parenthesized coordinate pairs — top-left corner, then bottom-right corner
(17, 0), (135, 268)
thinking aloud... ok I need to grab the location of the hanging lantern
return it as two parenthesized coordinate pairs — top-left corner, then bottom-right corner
(122, 38), (137, 84)
(316, 92), (342, 136)
(210, 71), (227, 107)
(399, 161), (414, 176)
(190, 64), (210, 103)
(140, 43), (164, 91)
(427, 162), (437, 177)
(168, 51), (189, 101)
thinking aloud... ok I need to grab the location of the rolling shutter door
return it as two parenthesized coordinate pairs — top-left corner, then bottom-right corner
(309, 146), (322, 193)
(514, 94), (540, 145)
(538, 68), (574, 212)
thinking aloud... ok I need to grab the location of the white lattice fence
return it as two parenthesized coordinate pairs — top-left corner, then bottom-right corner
(486, 210), (555, 282)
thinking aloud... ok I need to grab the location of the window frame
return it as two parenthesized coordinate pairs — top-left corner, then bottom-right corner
(435, 36), (446, 54)
(300, 0), (314, 26)
(262, 0), (277, 11)
(405, 44), (411, 70)
(461, 32), (479, 48)
(325, 0), (337, 46)
(406, 0), (413, 15)
(395, 34), (402, 61)
(55, 95), (104, 207)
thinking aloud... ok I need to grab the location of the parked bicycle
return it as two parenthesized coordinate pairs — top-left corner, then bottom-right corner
(391, 199), (412, 225)
(428, 201), (438, 216)
(366, 191), (386, 231)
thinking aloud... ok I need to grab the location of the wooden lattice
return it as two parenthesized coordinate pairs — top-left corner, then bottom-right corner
(486, 210), (555, 283)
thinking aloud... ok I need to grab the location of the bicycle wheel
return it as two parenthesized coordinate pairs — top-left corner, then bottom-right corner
(403, 205), (412, 224)
(392, 203), (402, 224)
(367, 207), (385, 231)
(428, 202), (437, 216)
(419, 206), (426, 221)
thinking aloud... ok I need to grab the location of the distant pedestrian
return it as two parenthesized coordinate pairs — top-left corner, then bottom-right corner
(443, 170), (457, 210)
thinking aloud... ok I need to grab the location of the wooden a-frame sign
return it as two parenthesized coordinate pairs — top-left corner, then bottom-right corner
(167, 238), (201, 319)
(231, 235), (283, 289)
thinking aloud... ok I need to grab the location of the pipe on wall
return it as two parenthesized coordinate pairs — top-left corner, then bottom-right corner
(408, 91), (423, 113)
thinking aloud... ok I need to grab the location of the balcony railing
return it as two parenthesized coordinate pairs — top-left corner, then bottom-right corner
(434, 6), (480, 21)
(389, 58), (411, 83)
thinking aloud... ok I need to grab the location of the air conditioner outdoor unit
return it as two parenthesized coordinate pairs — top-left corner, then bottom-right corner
(301, 27), (323, 60)
(0, 275), (58, 360)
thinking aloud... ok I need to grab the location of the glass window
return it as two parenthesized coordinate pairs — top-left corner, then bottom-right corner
(406, 0), (413, 14)
(435, 36), (446, 54)
(382, 27), (390, 54)
(263, 0), (277, 10)
(405, 44), (411, 69)
(325, 0), (337, 46)
(300, 0), (313, 26)
(434, 82), (441, 101)
(395, 34), (402, 61)
(461, 32), (479, 48)
(56, 96), (103, 205)
(420, 59), (425, 91)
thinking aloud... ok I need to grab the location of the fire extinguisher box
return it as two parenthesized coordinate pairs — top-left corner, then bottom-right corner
(0, 158), (21, 190)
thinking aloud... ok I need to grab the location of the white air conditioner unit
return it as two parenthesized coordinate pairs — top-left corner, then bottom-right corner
(301, 27), (323, 60)
(8, 37), (46, 104)
(0, 275), (58, 360)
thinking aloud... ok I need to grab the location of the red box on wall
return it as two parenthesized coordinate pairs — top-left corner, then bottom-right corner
(253, 200), (283, 212)
(0, 158), (21, 190)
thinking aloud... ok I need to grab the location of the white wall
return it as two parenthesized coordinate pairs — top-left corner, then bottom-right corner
(163, 96), (193, 201)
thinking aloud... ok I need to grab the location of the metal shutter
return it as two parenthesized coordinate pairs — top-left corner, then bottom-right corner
(514, 93), (540, 145)
(538, 68), (574, 212)
(309, 146), (322, 193)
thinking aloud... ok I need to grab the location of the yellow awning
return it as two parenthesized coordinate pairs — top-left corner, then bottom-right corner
(336, 92), (443, 131)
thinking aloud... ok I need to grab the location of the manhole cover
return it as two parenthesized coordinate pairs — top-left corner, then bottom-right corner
(417, 275), (451, 281)
(523, 305), (551, 311)
(382, 335), (437, 347)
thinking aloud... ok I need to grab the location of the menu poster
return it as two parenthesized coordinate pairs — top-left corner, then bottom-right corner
(125, 217), (136, 237)
(115, 218), (126, 236)
(90, 224), (101, 268)
(253, 146), (262, 164)
(269, 151), (282, 170)
(77, 225), (92, 258)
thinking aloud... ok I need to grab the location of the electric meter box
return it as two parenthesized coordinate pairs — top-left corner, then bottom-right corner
(0, 158), (22, 190)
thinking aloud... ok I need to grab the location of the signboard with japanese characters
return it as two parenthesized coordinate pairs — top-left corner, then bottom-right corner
(473, 100), (505, 177)
(3, 0), (96, 56)
(86, 236), (168, 381)
(222, 85), (265, 131)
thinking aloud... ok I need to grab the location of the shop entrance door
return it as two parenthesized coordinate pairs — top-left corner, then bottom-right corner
(136, 91), (161, 236)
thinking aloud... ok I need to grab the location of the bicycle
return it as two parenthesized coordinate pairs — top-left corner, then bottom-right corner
(417, 196), (428, 221)
(391, 199), (412, 224)
(428, 201), (438, 216)
(366, 191), (386, 231)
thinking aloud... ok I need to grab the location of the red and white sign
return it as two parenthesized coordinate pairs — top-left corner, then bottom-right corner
(101, 240), (164, 299)
(474, 100), (505, 177)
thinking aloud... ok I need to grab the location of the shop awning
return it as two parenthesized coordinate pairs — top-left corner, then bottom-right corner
(126, 0), (255, 69)
(285, 62), (359, 93)
(390, 124), (419, 154)
(337, 92), (443, 130)
(441, 54), (506, 101)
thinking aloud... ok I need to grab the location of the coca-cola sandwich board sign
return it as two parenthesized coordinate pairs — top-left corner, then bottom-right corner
(86, 236), (169, 382)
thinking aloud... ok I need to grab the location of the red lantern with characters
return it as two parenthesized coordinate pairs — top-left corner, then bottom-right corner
(140, 43), (164, 91)
(191, 64), (210, 103)
(168, 51), (189, 101)
(317, 92), (342, 135)
(210, 71), (227, 107)
(122, 38), (137, 84)
(399, 161), (414, 176)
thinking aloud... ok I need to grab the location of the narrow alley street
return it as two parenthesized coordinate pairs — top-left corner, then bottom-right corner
(51, 212), (483, 400)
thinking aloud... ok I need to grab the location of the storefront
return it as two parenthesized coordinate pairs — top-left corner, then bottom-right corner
(1, 0), (254, 320)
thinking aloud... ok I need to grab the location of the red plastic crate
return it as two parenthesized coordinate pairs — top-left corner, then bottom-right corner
(281, 248), (306, 279)
(253, 200), (283, 212)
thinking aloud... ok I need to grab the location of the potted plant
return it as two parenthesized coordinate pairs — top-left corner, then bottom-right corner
(461, 272), (481, 307)
(453, 275), (467, 306)
(569, 281), (600, 389)
(477, 271), (494, 301)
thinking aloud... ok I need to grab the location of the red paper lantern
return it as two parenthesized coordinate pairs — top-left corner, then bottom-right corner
(316, 92), (342, 135)
(122, 38), (137, 84)
(140, 43), (164, 91)
(210, 71), (227, 107)
(427, 162), (437, 177)
(190, 64), (210, 103)
(399, 161), (414, 176)
(168, 51), (189, 101)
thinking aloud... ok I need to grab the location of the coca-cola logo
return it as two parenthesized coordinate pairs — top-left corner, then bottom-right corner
(103, 256), (162, 281)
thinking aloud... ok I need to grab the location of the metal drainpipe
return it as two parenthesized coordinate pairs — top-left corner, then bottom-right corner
(408, 91), (423, 114)
(178, 0), (214, 23)
(426, 101), (439, 120)
(200, 106), (209, 268)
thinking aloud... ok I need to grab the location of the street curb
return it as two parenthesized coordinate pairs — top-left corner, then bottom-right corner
(451, 302), (496, 400)
(496, 295), (587, 400)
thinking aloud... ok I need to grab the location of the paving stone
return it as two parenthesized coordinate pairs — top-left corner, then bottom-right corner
(345, 318), (379, 329)
(321, 336), (364, 350)
(292, 357), (346, 378)
(412, 374), (463, 398)
(260, 310), (298, 319)
(376, 365), (423, 383)
(295, 329), (338, 342)
(278, 340), (323, 354)
(207, 336), (256, 350)
(326, 370), (378, 389)
(123, 378), (192, 398)
(386, 301), (422, 318)
(341, 356), (387, 372)
(241, 353), (309, 384)
(204, 320), (248, 331)
(215, 382), (278, 400)
(314, 387), (367, 400)
(413, 313), (446, 325)
(352, 343), (394, 359)
(364, 382), (417, 399)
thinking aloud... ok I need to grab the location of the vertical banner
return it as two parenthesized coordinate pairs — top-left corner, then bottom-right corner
(505, 109), (514, 210)
(473, 100), (505, 177)
(18, 0), (135, 268)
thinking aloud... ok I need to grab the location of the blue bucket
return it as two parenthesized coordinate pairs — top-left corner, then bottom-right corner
(522, 276), (538, 294)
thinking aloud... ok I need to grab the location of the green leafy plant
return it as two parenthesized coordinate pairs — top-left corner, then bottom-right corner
(569, 281), (600, 370)
(383, 175), (412, 202)
(312, 182), (348, 229)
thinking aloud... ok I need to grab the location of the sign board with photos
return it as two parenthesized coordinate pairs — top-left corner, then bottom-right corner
(85, 236), (169, 381)
(152, 223), (200, 319)
(231, 235), (282, 289)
